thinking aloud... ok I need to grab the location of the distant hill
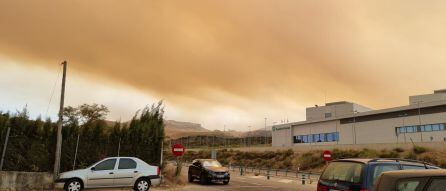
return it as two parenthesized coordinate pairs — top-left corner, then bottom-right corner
(164, 120), (210, 138)
(104, 119), (271, 139)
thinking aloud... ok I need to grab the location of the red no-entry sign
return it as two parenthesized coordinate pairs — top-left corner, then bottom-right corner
(172, 144), (185, 157)
(323, 150), (332, 161)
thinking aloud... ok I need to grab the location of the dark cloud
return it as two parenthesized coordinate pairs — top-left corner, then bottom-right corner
(1, 0), (446, 116)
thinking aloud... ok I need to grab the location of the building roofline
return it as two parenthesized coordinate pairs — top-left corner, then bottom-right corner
(273, 100), (446, 128)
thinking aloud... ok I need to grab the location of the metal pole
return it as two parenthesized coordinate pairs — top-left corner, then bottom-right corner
(264, 118), (267, 145)
(73, 133), (80, 170)
(0, 127), (11, 171)
(403, 115), (407, 143)
(54, 61), (67, 179)
(117, 137), (121, 157)
(418, 102), (423, 142)
(353, 110), (357, 144)
(159, 136), (164, 183)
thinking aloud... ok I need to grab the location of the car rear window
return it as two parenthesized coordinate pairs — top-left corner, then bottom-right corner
(397, 179), (422, 191)
(402, 165), (426, 170)
(320, 162), (363, 183)
(371, 164), (400, 186)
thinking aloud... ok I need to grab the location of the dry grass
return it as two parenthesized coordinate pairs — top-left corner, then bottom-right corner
(161, 163), (187, 186)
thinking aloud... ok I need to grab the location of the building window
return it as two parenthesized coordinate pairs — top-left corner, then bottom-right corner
(325, 113), (332, 118)
(397, 123), (446, 134)
(424, 125), (432, 132)
(308, 135), (313, 143)
(319, 133), (326, 142)
(302, 135), (308, 143)
(314, 134), (320, 142)
(327, 133), (334, 142)
(294, 132), (339, 144)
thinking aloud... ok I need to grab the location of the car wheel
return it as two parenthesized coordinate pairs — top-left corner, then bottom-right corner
(134, 178), (151, 191)
(64, 179), (83, 191)
(188, 173), (194, 183)
(223, 180), (229, 185)
(200, 173), (208, 185)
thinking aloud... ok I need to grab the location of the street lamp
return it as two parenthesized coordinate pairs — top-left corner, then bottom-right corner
(264, 118), (267, 145)
(398, 113), (408, 143)
(353, 110), (358, 144)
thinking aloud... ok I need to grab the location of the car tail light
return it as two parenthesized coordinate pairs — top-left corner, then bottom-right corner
(359, 189), (368, 191)
(157, 167), (160, 175)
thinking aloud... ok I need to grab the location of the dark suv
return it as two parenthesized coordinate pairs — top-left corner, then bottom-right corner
(188, 159), (230, 185)
(317, 158), (440, 191)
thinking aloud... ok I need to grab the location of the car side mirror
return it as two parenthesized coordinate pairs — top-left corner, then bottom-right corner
(91, 167), (96, 171)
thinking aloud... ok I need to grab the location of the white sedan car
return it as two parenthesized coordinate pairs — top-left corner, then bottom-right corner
(56, 157), (160, 191)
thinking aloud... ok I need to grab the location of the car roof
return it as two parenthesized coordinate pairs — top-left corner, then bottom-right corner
(196, 159), (218, 161)
(334, 158), (433, 166)
(381, 169), (446, 179)
(333, 158), (375, 163)
(103, 157), (140, 160)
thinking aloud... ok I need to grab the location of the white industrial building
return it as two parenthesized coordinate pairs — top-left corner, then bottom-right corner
(272, 90), (446, 147)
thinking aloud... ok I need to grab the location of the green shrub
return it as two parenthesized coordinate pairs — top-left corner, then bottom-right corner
(437, 159), (446, 168)
(413, 145), (427, 154)
(393, 147), (405, 153)
(358, 148), (379, 158)
(378, 149), (400, 158)
(404, 151), (417, 160)
(297, 152), (325, 170)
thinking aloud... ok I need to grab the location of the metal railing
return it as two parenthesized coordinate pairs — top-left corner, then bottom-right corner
(229, 165), (320, 181)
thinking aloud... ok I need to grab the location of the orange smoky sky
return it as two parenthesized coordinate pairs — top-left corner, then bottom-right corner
(1, 0), (446, 129)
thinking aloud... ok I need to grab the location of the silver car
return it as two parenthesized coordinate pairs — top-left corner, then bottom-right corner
(56, 157), (160, 191)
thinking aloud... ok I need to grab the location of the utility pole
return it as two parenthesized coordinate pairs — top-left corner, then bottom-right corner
(159, 135), (164, 183)
(54, 61), (67, 179)
(0, 126), (11, 171)
(264, 118), (267, 145)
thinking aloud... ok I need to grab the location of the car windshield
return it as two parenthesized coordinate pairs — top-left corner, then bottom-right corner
(202, 160), (222, 167)
(320, 162), (363, 183)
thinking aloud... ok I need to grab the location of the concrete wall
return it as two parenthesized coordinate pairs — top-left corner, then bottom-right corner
(272, 127), (292, 147)
(343, 112), (446, 145)
(273, 112), (446, 147)
(306, 103), (355, 121)
(241, 142), (446, 153)
(0, 171), (54, 191)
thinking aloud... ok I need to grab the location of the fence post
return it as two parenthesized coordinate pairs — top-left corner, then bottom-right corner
(267, 169), (270, 180)
(309, 171), (312, 184)
(0, 127), (11, 171)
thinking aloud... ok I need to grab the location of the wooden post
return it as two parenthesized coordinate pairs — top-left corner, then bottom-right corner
(54, 61), (67, 179)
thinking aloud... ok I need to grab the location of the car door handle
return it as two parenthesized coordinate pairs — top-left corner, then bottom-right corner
(134, 171), (139, 173)
(109, 172), (114, 174)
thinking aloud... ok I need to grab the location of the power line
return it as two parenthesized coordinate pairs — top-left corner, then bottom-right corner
(45, 66), (62, 118)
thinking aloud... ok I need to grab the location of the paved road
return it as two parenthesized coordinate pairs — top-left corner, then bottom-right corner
(151, 167), (317, 191)
(83, 167), (317, 191)
(160, 175), (316, 191)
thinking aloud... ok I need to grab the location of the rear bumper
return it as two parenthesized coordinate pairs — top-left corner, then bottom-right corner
(150, 177), (161, 186)
(209, 175), (230, 182)
(148, 175), (160, 179)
